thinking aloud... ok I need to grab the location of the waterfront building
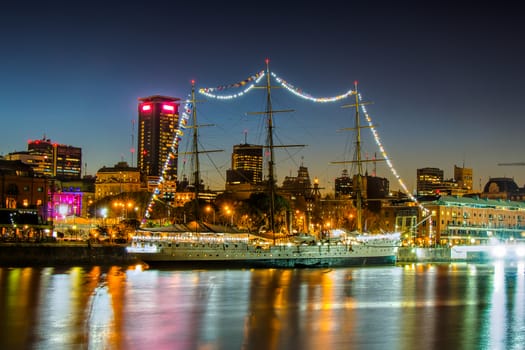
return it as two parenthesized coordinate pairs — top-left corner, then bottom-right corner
(137, 95), (180, 201)
(420, 195), (525, 245)
(95, 161), (141, 199)
(50, 177), (95, 220)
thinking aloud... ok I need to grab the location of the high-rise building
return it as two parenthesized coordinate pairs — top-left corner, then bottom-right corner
(454, 165), (473, 192)
(21, 137), (82, 180)
(416, 167), (444, 195)
(226, 143), (263, 185)
(137, 95), (180, 199)
(225, 143), (263, 200)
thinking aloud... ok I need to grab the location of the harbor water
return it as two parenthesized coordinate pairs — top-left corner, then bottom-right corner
(1, 262), (524, 350)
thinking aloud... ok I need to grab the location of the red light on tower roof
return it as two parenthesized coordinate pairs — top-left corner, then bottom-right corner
(162, 104), (174, 111)
(142, 104), (151, 111)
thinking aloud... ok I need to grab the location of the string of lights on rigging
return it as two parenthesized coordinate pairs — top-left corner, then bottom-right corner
(141, 66), (428, 224)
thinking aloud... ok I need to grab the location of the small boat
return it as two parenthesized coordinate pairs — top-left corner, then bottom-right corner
(127, 61), (400, 267)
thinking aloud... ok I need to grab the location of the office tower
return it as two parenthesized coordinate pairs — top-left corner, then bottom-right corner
(227, 143), (263, 185)
(26, 137), (82, 180)
(137, 95), (180, 198)
(416, 167), (444, 196)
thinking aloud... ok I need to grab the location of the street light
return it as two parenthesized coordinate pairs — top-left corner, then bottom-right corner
(206, 205), (215, 224)
(224, 205), (234, 226)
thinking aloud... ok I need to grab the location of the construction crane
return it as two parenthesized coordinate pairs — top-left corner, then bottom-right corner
(498, 162), (525, 166)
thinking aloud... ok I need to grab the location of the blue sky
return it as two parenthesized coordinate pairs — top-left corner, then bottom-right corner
(1, 1), (524, 193)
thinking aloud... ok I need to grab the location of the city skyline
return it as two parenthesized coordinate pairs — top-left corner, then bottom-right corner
(1, 2), (524, 193)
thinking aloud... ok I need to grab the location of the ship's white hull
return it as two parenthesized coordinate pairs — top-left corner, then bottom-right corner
(127, 239), (399, 268)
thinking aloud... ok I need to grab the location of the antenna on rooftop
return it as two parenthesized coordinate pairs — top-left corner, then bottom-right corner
(131, 119), (136, 167)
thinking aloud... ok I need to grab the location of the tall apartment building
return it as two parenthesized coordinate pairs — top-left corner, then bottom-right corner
(137, 95), (180, 200)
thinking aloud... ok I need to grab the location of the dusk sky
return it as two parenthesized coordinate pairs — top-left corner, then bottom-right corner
(1, 2), (523, 194)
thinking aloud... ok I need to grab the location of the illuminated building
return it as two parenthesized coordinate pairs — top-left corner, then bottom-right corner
(95, 161), (141, 199)
(226, 143), (263, 185)
(334, 169), (352, 198)
(0, 159), (50, 213)
(421, 195), (525, 245)
(417, 166), (474, 196)
(416, 167), (444, 195)
(137, 95), (180, 201)
(225, 143), (263, 200)
(4, 151), (52, 178)
(23, 137), (82, 180)
(454, 165), (473, 192)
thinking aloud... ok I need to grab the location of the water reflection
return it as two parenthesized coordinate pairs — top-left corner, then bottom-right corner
(0, 263), (524, 349)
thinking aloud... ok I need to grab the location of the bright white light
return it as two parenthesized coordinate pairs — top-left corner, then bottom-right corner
(491, 245), (507, 258)
(515, 246), (525, 257)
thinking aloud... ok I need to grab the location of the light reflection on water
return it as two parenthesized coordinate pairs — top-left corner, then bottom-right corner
(0, 262), (524, 350)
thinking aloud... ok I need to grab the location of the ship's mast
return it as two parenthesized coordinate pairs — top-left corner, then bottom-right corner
(331, 82), (382, 233)
(265, 59), (277, 236)
(249, 59), (302, 243)
(353, 81), (364, 232)
(182, 80), (222, 224)
(190, 80), (201, 222)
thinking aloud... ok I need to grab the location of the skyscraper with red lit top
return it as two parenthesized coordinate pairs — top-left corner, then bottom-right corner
(137, 95), (180, 199)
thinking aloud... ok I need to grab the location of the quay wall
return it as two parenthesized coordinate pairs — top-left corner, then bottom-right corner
(0, 243), (138, 266)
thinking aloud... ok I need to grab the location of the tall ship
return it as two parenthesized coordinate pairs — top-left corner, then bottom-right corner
(127, 61), (400, 267)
